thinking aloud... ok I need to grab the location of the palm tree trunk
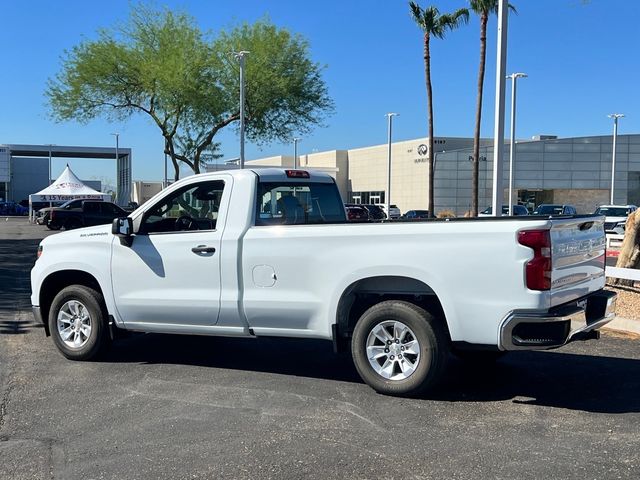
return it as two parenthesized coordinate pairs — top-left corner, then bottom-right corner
(471, 12), (488, 217)
(424, 33), (435, 218)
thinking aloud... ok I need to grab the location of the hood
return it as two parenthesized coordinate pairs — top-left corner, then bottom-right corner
(41, 223), (113, 246)
(604, 215), (628, 224)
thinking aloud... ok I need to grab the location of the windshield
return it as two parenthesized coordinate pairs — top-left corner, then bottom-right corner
(595, 207), (629, 216)
(60, 199), (83, 208)
(535, 205), (563, 215)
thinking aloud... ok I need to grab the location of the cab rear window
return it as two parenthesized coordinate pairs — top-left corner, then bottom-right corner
(256, 182), (346, 225)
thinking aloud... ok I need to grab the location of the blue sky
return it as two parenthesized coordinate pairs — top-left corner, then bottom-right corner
(1, 0), (639, 185)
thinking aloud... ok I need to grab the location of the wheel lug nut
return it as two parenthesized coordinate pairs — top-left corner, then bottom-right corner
(395, 339), (400, 344)
(384, 348), (389, 353)
(398, 354), (402, 359)
(401, 346), (405, 351)
(390, 355), (395, 360)
(387, 340), (392, 345)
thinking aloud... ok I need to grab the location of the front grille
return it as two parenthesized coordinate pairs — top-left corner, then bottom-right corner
(604, 222), (617, 231)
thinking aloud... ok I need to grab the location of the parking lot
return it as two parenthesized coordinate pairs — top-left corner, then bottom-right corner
(1, 217), (639, 479)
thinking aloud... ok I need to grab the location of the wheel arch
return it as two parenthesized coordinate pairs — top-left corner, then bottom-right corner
(39, 270), (104, 335)
(333, 275), (449, 353)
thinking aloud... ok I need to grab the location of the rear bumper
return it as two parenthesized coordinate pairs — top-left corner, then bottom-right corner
(500, 290), (617, 350)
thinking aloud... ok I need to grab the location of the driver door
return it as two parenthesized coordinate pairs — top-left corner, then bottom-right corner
(111, 178), (228, 328)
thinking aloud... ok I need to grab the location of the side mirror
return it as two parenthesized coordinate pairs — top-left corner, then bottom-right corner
(112, 217), (133, 237)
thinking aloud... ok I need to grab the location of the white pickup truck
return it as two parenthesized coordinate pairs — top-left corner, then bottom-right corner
(31, 168), (616, 396)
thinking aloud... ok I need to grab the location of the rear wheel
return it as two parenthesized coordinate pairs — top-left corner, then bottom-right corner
(351, 300), (449, 396)
(48, 285), (110, 360)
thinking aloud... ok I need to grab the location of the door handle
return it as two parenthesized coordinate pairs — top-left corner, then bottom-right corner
(191, 245), (216, 254)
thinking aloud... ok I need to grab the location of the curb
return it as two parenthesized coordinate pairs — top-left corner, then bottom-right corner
(602, 316), (640, 336)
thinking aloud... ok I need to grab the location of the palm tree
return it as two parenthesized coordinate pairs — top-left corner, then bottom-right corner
(469, 0), (516, 217)
(410, 3), (469, 218)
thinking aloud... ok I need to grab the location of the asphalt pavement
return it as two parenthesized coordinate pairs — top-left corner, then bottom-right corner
(1, 217), (639, 479)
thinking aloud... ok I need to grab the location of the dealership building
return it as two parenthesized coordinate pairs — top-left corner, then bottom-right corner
(241, 133), (640, 215)
(4, 134), (639, 215)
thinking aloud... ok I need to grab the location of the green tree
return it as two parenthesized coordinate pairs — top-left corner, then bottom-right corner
(409, 3), (469, 218)
(469, 0), (516, 217)
(47, 4), (333, 180)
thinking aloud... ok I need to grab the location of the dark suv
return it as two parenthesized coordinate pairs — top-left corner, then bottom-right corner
(532, 204), (577, 215)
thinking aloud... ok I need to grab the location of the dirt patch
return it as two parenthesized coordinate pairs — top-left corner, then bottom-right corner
(606, 285), (640, 320)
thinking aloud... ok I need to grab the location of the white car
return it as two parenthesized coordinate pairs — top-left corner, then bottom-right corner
(594, 205), (637, 235)
(388, 204), (401, 219)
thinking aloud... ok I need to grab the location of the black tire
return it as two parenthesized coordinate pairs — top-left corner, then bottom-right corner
(46, 223), (61, 230)
(351, 300), (449, 396)
(48, 285), (110, 360)
(64, 218), (82, 230)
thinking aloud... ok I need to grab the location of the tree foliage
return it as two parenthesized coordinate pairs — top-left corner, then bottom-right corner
(47, 4), (333, 179)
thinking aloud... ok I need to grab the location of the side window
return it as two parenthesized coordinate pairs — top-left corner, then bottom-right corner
(140, 180), (225, 234)
(255, 182), (346, 225)
(101, 203), (115, 214)
(83, 202), (100, 213)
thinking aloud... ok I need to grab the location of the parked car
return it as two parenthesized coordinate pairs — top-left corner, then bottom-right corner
(532, 204), (577, 216)
(47, 200), (127, 230)
(36, 199), (86, 226)
(32, 167), (616, 397)
(401, 209), (430, 220)
(594, 204), (638, 235)
(479, 205), (529, 217)
(0, 201), (28, 216)
(387, 205), (401, 219)
(345, 205), (369, 222)
(360, 204), (387, 220)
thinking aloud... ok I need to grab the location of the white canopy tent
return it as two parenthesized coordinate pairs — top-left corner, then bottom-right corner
(29, 165), (111, 221)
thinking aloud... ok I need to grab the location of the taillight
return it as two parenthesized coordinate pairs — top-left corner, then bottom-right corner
(37, 245), (43, 260)
(518, 229), (551, 290)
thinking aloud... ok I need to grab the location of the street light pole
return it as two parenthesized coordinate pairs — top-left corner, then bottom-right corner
(491, 0), (509, 217)
(385, 113), (399, 220)
(233, 51), (249, 169)
(608, 113), (624, 204)
(507, 72), (527, 216)
(111, 133), (120, 203)
(293, 137), (300, 169)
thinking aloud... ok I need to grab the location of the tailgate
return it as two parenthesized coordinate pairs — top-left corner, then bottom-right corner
(549, 215), (606, 307)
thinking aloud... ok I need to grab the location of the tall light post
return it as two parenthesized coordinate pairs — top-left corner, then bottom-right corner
(111, 133), (120, 202)
(385, 113), (399, 219)
(47, 144), (54, 210)
(293, 137), (300, 168)
(233, 51), (249, 169)
(608, 113), (624, 204)
(491, 0), (509, 217)
(506, 72), (527, 216)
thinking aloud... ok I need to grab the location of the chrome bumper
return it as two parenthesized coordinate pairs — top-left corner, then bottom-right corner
(500, 290), (617, 350)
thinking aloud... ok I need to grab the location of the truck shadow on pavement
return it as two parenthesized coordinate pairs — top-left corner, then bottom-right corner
(432, 347), (640, 413)
(104, 333), (640, 414)
(0, 239), (41, 334)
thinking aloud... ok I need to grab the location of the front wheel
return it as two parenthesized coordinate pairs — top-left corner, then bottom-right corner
(48, 285), (110, 360)
(351, 300), (449, 396)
